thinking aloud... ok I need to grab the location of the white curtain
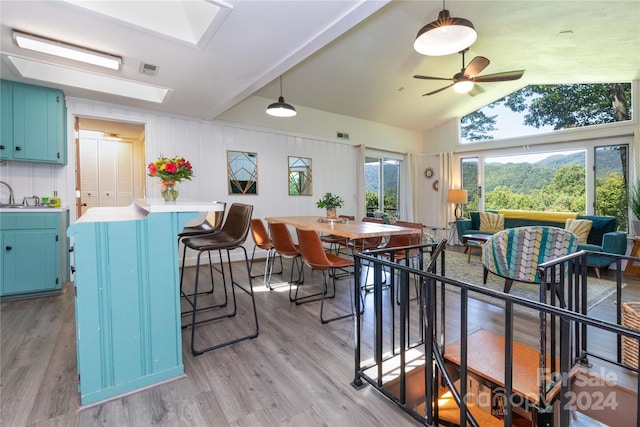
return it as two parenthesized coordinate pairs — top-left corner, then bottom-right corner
(405, 152), (416, 221)
(356, 145), (366, 220)
(438, 152), (458, 243)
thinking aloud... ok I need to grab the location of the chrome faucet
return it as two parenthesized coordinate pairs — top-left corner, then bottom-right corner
(0, 181), (15, 205)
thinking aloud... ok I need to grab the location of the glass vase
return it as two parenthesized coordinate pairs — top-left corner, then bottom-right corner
(161, 181), (179, 201)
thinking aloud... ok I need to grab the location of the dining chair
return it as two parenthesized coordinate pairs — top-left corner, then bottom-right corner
(181, 203), (258, 356)
(295, 227), (355, 324)
(376, 220), (424, 304)
(178, 203), (227, 300)
(249, 218), (283, 288)
(320, 214), (355, 254)
(347, 217), (385, 253)
(268, 222), (305, 300)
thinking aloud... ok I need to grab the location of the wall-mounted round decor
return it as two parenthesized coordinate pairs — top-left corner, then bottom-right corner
(432, 180), (439, 191)
(424, 167), (434, 179)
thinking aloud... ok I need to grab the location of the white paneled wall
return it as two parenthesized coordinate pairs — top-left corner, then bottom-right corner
(64, 98), (358, 264)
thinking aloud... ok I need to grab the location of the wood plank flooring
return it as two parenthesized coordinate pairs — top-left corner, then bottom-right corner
(1, 247), (638, 426)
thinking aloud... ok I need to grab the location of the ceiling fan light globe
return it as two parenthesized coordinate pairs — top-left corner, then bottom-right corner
(414, 10), (477, 56)
(266, 96), (297, 117)
(453, 80), (474, 93)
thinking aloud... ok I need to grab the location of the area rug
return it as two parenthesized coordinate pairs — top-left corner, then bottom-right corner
(437, 250), (624, 315)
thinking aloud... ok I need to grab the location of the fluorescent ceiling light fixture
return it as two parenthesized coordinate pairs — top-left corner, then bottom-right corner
(266, 76), (297, 118)
(61, 0), (233, 47)
(8, 56), (170, 103)
(414, 1), (477, 56)
(13, 30), (122, 70)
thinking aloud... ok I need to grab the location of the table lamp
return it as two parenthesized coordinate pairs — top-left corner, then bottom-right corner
(447, 189), (468, 219)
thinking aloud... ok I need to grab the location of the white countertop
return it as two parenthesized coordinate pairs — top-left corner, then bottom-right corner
(135, 198), (225, 213)
(72, 199), (223, 224)
(0, 205), (69, 213)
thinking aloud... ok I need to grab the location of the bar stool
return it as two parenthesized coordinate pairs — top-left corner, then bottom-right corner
(295, 227), (355, 324)
(178, 203), (227, 302)
(249, 218), (283, 288)
(181, 203), (257, 356)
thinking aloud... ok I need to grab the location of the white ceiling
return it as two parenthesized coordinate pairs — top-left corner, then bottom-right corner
(1, 1), (639, 138)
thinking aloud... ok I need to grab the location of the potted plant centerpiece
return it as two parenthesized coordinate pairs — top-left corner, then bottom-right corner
(317, 192), (344, 218)
(630, 180), (640, 237)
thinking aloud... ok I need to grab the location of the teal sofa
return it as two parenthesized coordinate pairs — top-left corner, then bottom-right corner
(456, 210), (627, 277)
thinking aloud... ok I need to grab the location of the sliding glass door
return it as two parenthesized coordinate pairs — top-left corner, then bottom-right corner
(365, 156), (400, 217)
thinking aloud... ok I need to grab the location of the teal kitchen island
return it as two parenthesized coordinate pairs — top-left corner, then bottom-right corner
(68, 199), (224, 406)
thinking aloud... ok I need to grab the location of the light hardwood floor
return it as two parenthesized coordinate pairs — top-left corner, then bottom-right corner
(1, 248), (638, 426)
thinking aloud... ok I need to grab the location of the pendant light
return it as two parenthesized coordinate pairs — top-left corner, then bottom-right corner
(266, 75), (297, 117)
(414, 0), (477, 56)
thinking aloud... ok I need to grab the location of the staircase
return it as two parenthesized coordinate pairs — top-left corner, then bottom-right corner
(351, 244), (640, 426)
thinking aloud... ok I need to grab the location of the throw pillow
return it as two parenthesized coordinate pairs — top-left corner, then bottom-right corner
(565, 218), (592, 243)
(373, 210), (398, 224)
(479, 212), (504, 233)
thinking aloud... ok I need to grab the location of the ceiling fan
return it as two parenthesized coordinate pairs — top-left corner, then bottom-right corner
(414, 49), (525, 96)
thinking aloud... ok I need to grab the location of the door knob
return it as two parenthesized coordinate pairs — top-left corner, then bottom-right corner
(5, 246), (12, 251)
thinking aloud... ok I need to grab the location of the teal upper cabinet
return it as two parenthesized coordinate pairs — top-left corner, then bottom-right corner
(0, 81), (13, 159)
(0, 80), (67, 164)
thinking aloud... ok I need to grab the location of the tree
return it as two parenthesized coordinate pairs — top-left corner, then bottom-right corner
(501, 83), (631, 129)
(460, 110), (497, 141)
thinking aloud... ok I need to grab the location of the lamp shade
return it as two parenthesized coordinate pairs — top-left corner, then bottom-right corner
(266, 97), (297, 117)
(414, 9), (477, 56)
(266, 75), (297, 117)
(447, 189), (468, 204)
(453, 79), (474, 94)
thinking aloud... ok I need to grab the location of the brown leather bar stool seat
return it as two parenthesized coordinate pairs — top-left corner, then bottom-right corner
(178, 203), (227, 301)
(181, 203), (258, 356)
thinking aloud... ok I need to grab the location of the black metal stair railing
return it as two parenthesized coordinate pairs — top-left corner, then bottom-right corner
(351, 242), (640, 427)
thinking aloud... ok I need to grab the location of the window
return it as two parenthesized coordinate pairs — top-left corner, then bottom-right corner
(461, 158), (478, 217)
(460, 83), (632, 143)
(595, 145), (629, 231)
(365, 156), (400, 217)
(462, 150), (587, 213)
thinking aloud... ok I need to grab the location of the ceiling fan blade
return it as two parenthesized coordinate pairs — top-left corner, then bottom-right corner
(474, 70), (525, 82)
(468, 84), (485, 97)
(414, 74), (453, 81)
(423, 83), (454, 96)
(463, 56), (490, 78)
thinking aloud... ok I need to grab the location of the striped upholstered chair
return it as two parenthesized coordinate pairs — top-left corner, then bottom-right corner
(481, 226), (579, 294)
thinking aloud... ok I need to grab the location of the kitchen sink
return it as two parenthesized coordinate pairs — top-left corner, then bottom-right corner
(0, 204), (51, 209)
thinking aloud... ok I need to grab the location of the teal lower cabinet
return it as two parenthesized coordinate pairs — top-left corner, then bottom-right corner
(68, 208), (197, 406)
(1, 211), (66, 298)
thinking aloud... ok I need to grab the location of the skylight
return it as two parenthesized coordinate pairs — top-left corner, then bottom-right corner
(61, 0), (233, 47)
(8, 56), (171, 103)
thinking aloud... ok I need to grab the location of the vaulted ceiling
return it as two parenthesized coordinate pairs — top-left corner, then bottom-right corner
(1, 1), (639, 138)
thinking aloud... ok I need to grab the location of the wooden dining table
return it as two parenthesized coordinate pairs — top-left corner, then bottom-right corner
(264, 215), (422, 244)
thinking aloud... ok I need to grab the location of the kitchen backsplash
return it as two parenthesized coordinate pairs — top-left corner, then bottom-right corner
(0, 160), (71, 207)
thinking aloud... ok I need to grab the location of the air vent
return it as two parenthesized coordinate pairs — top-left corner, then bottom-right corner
(139, 62), (159, 76)
(336, 132), (350, 140)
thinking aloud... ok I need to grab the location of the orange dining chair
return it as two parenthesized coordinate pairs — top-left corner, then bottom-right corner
(295, 227), (355, 324)
(320, 214), (355, 254)
(376, 220), (424, 304)
(249, 218), (283, 288)
(268, 222), (305, 299)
